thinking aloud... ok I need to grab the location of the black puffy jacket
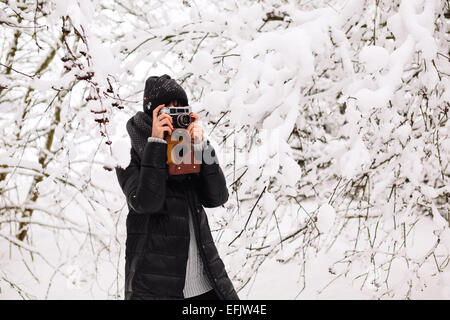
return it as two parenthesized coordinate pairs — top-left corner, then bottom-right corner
(115, 139), (240, 300)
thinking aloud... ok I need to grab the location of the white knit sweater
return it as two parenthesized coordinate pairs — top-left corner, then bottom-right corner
(147, 136), (213, 298)
(183, 205), (214, 297)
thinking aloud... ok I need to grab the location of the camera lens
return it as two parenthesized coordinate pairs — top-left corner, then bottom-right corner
(177, 114), (191, 127)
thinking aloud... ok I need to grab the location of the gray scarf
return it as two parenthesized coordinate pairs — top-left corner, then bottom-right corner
(126, 111), (153, 160)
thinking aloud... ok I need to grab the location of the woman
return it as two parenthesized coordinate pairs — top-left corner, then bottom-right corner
(115, 74), (239, 300)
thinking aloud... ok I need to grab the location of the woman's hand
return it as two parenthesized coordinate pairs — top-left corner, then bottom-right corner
(187, 112), (204, 144)
(151, 104), (174, 139)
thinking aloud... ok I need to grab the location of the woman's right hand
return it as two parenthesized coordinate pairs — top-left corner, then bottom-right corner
(152, 104), (174, 139)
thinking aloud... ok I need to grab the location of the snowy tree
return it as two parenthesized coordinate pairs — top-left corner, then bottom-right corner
(0, 0), (448, 299)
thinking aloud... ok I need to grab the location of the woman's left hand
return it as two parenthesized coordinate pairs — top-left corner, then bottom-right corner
(187, 113), (204, 144)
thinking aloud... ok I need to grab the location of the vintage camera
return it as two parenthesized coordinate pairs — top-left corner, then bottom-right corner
(159, 105), (193, 129)
(158, 105), (201, 175)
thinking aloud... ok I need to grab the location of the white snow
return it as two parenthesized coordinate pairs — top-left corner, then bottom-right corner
(316, 203), (336, 234)
(1, 0), (448, 301)
(359, 46), (389, 73)
(338, 137), (371, 178)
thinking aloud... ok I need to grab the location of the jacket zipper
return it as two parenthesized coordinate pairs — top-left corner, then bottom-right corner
(183, 183), (224, 300)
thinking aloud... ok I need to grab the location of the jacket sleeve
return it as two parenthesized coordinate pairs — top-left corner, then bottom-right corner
(196, 139), (229, 208)
(115, 141), (167, 214)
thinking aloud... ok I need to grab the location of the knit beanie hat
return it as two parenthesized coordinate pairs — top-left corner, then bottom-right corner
(143, 74), (189, 116)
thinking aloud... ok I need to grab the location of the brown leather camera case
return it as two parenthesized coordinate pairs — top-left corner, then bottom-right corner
(165, 137), (201, 175)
